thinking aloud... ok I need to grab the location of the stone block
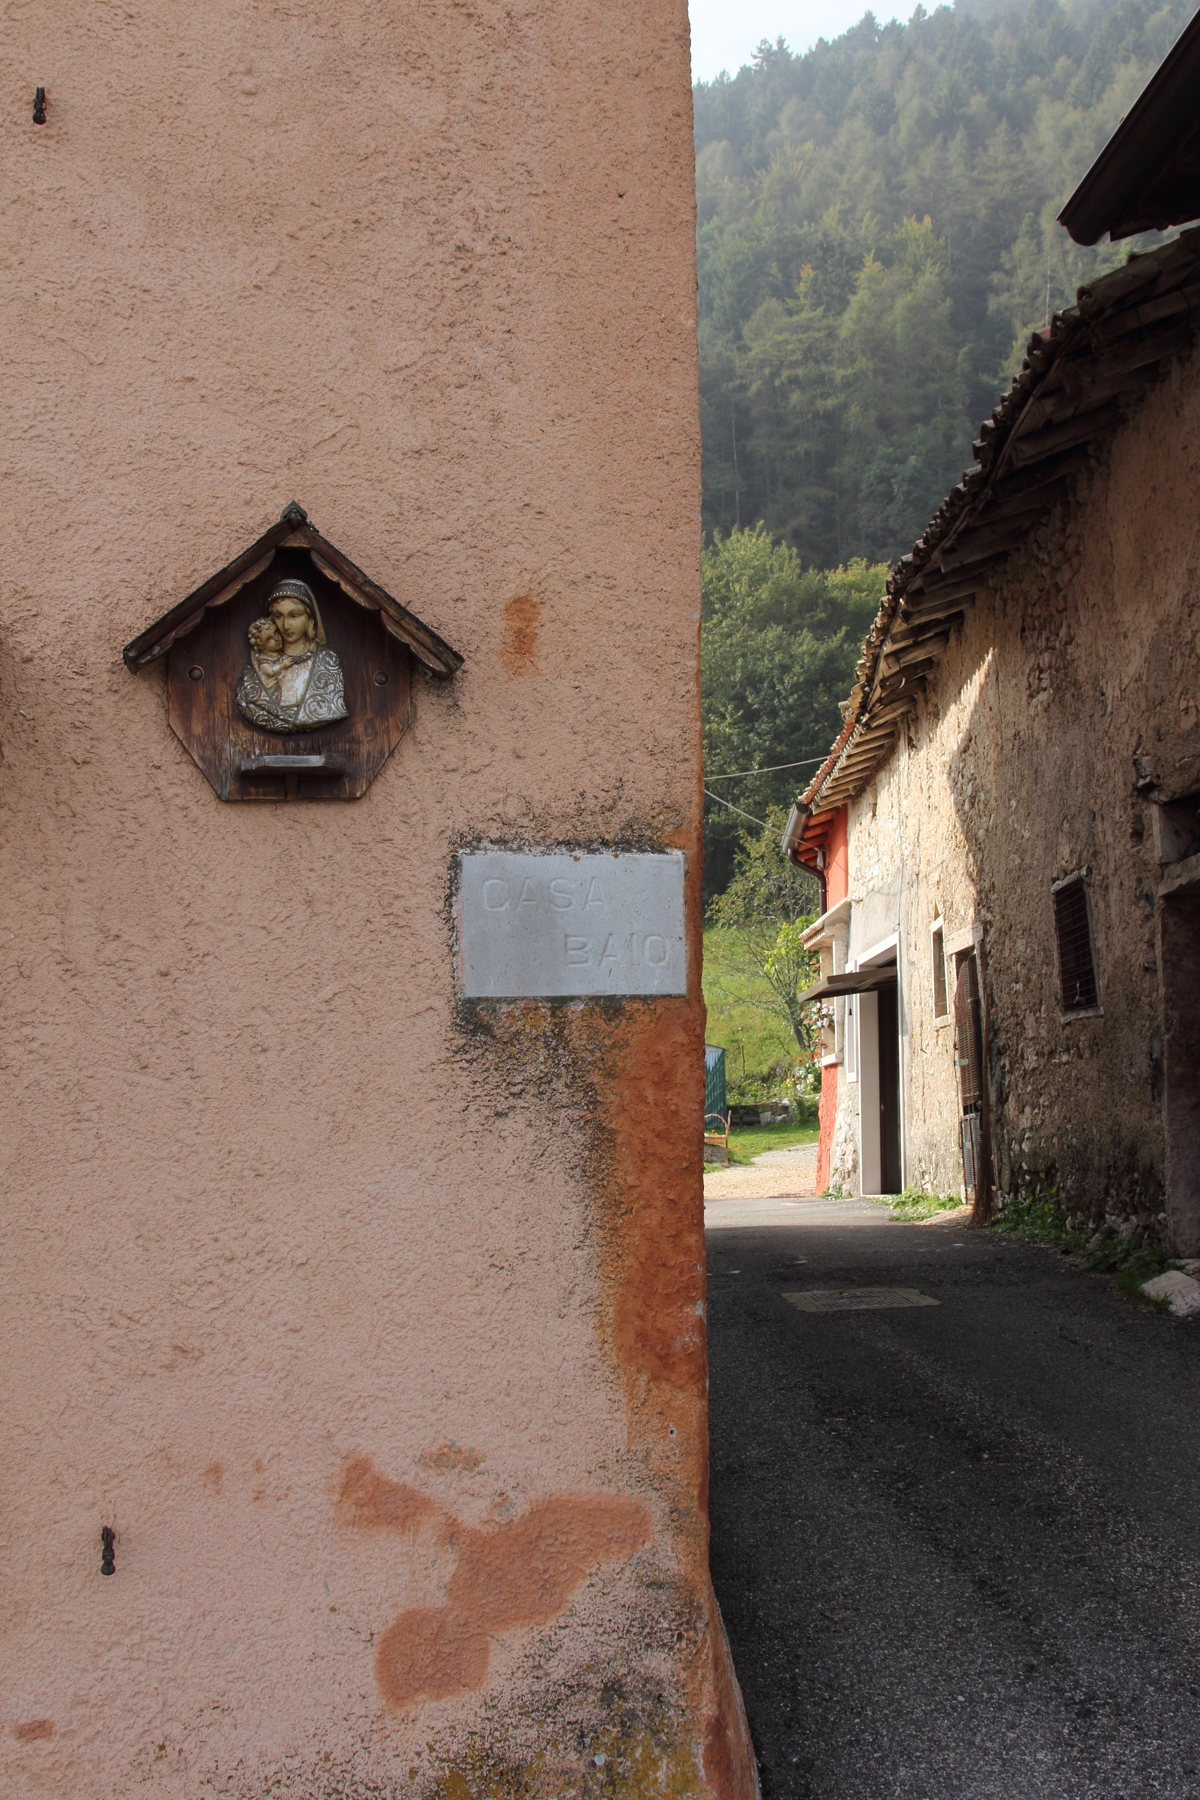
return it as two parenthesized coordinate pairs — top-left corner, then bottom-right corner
(1141, 1270), (1200, 1315)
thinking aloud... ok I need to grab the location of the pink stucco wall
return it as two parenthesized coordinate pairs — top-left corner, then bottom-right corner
(0, 6), (755, 1795)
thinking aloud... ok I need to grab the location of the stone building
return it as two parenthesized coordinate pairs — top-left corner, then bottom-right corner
(0, 5), (757, 1797)
(784, 16), (1200, 1250)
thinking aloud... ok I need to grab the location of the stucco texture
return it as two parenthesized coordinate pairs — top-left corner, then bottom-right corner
(832, 347), (1200, 1228)
(0, 6), (755, 1796)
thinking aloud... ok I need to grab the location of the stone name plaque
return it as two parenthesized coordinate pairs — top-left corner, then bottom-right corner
(458, 851), (687, 998)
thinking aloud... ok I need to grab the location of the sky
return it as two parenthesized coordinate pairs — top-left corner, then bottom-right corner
(688, 0), (902, 82)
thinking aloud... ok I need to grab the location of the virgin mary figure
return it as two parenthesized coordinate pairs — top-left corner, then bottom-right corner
(235, 579), (349, 732)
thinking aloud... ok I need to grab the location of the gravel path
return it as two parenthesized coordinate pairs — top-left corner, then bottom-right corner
(704, 1141), (820, 1202)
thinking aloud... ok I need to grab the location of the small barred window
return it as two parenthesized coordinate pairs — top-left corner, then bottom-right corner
(1052, 876), (1099, 1014)
(931, 923), (948, 1018)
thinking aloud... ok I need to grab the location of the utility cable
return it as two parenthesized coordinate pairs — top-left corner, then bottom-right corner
(705, 755), (827, 780)
(704, 788), (770, 827)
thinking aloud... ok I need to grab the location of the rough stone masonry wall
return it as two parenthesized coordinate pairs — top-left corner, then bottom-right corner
(832, 654), (984, 1200)
(835, 347), (1200, 1226)
(0, 6), (756, 1798)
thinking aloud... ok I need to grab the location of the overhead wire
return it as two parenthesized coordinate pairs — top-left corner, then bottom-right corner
(703, 789), (770, 827)
(705, 755), (828, 780)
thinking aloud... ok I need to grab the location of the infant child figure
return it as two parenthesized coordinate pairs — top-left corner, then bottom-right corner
(247, 615), (288, 693)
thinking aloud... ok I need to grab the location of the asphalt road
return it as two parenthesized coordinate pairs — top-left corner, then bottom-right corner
(705, 1192), (1200, 1800)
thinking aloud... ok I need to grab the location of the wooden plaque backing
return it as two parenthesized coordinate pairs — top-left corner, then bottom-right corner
(166, 549), (412, 802)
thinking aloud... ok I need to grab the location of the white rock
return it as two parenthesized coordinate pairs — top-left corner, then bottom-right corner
(1141, 1270), (1200, 1316)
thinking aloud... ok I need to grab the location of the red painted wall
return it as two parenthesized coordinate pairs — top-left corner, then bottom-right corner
(824, 807), (849, 907)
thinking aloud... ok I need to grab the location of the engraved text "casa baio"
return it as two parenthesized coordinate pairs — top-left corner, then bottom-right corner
(457, 852), (686, 998)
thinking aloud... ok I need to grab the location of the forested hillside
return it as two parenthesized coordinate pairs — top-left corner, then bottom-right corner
(697, 0), (1192, 897)
(695, 0), (1191, 569)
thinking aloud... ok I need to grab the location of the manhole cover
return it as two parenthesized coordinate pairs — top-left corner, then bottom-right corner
(783, 1287), (939, 1313)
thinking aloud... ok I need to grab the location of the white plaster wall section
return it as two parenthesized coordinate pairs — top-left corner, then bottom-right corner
(848, 876), (902, 961)
(901, 634), (993, 1194)
(852, 933), (901, 1195)
(832, 615), (994, 1196)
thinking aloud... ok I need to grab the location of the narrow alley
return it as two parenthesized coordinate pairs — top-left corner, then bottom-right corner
(706, 1185), (1200, 1800)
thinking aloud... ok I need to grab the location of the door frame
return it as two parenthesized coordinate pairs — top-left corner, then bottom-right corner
(1157, 873), (1200, 1254)
(851, 933), (904, 1195)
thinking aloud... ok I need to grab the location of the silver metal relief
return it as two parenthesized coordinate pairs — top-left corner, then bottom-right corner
(235, 579), (348, 732)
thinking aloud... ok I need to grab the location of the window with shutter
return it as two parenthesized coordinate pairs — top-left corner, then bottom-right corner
(953, 950), (987, 1207)
(1052, 875), (1100, 1015)
(953, 954), (984, 1114)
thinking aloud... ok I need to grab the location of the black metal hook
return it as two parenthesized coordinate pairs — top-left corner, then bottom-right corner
(100, 1527), (115, 1576)
(32, 88), (46, 125)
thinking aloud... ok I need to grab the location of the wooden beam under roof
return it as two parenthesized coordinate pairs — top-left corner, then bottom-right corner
(795, 227), (1200, 832)
(1059, 8), (1200, 244)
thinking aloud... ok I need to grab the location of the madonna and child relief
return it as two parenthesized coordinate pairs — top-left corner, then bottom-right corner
(236, 579), (348, 732)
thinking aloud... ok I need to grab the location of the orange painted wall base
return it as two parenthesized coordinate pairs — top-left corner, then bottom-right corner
(816, 1064), (839, 1194)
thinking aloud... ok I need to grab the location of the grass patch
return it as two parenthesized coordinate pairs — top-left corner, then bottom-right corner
(726, 1117), (820, 1165)
(870, 1187), (964, 1222)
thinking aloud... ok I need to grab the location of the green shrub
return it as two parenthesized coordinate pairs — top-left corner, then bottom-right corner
(992, 1180), (1169, 1297)
(992, 1185), (1067, 1243)
(877, 1187), (963, 1222)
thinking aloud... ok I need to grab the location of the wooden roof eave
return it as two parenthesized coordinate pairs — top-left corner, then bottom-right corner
(795, 229), (1200, 829)
(122, 504), (464, 678)
(1058, 7), (1200, 246)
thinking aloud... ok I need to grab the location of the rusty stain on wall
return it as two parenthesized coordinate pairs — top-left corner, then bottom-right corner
(602, 1011), (760, 1800)
(338, 1459), (650, 1712)
(606, 1007), (708, 1412)
(444, 1494), (650, 1629)
(499, 595), (543, 677)
(377, 1609), (493, 1710)
(447, 874), (757, 1794)
(13, 1718), (55, 1742)
(336, 1456), (443, 1537)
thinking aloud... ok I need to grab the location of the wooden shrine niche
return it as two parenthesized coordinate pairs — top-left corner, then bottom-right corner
(123, 505), (463, 802)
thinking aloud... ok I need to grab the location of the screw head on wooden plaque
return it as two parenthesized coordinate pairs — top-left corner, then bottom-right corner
(123, 506), (463, 802)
